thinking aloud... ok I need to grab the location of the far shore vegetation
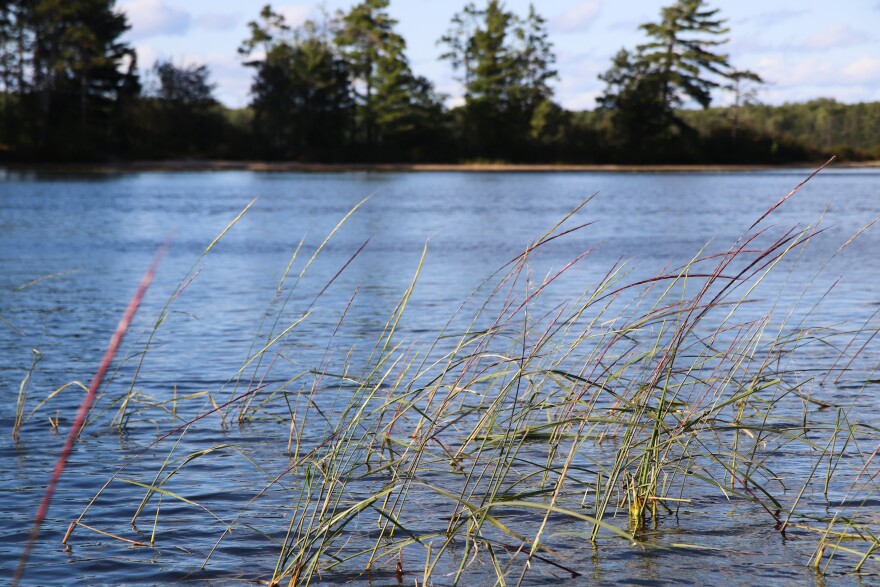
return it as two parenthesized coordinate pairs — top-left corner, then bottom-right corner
(2, 0), (879, 165)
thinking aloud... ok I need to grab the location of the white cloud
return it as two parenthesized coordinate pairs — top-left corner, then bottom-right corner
(734, 22), (871, 55)
(561, 90), (601, 111)
(195, 12), (242, 32)
(121, 0), (191, 38)
(728, 35), (777, 54)
(755, 55), (836, 87)
(804, 23), (868, 50)
(553, 54), (607, 110)
(169, 51), (251, 107)
(753, 54), (880, 97)
(552, 1), (601, 33)
(434, 76), (464, 108)
(134, 44), (159, 68)
(736, 10), (807, 25)
(842, 57), (880, 83)
(277, 5), (313, 28)
(447, 95), (466, 109)
(557, 75), (602, 110)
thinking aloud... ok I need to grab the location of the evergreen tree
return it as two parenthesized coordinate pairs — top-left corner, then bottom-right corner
(439, 1), (556, 159)
(334, 0), (443, 157)
(0, 0), (135, 157)
(29, 0), (137, 155)
(598, 0), (760, 159)
(637, 0), (731, 110)
(597, 48), (670, 156)
(240, 6), (353, 160)
(510, 6), (556, 117)
(152, 61), (215, 105)
(726, 69), (762, 141)
(138, 60), (223, 156)
(334, 0), (397, 148)
(0, 2), (30, 149)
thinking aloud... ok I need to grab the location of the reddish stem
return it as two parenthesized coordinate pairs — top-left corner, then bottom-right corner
(13, 244), (167, 586)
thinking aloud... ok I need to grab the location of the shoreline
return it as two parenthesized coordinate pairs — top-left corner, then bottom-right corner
(2, 159), (878, 174)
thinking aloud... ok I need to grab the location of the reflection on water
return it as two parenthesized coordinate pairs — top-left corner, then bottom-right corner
(1, 169), (879, 585)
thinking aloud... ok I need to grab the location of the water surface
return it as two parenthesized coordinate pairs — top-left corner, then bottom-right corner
(1, 169), (878, 585)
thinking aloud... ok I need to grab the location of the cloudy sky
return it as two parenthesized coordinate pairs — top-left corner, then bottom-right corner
(118, 0), (880, 110)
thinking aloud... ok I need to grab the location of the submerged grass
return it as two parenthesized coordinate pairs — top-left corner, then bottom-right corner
(27, 160), (880, 584)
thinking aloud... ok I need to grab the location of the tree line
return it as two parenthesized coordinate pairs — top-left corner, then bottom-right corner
(0, 0), (877, 164)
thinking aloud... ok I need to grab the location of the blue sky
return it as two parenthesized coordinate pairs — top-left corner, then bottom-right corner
(118, 0), (880, 110)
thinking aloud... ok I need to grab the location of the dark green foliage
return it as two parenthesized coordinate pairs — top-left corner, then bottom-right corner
(0, 2), (28, 151)
(240, 7), (353, 160)
(334, 0), (402, 149)
(637, 0), (732, 109)
(681, 99), (880, 161)
(152, 61), (215, 105)
(439, 1), (558, 160)
(748, 98), (880, 160)
(129, 60), (242, 158)
(597, 0), (763, 161)
(0, 0), (877, 164)
(726, 69), (762, 141)
(597, 49), (676, 161)
(0, 0), (138, 159)
(334, 0), (447, 160)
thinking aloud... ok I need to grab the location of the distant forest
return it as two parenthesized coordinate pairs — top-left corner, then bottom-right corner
(1, 0), (878, 164)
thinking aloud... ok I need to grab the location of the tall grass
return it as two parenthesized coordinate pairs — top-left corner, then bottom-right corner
(46, 162), (880, 585)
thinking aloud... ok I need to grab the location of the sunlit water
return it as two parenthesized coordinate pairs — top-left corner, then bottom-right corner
(1, 169), (879, 585)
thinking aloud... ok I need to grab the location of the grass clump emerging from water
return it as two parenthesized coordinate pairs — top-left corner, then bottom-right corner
(54, 165), (880, 586)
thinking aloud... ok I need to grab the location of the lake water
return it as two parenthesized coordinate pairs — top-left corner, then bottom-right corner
(1, 168), (879, 585)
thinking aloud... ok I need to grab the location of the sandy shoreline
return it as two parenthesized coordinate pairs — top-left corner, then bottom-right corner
(3, 159), (878, 173)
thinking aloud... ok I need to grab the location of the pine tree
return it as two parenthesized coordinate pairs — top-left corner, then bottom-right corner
(598, 0), (761, 159)
(334, 0), (397, 148)
(726, 69), (762, 141)
(141, 60), (221, 156)
(29, 0), (136, 154)
(0, 0), (135, 156)
(334, 0), (442, 157)
(240, 6), (353, 160)
(510, 5), (556, 116)
(637, 0), (731, 109)
(0, 2), (29, 148)
(597, 49), (669, 148)
(439, 1), (556, 159)
(152, 61), (215, 105)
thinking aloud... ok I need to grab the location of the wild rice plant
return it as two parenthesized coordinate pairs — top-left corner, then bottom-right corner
(53, 162), (880, 585)
(12, 348), (41, 440)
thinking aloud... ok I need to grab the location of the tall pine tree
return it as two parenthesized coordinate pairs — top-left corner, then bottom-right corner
(0, 0), (136, 158)
(334, 0), (443, 158)
(0, 2), (30, 150)
(30, 0), (137, 156)
(637, 0), (731, 110)
(598, 0), (760, 160)
(138, 60), (222, 156)
(240, 6), (353, 160)
(439, 1), (556, 160)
